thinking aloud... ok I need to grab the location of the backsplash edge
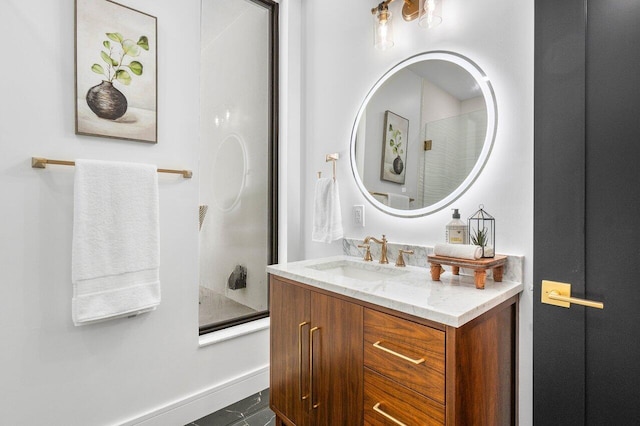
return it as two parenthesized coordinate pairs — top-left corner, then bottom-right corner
(342, 237), (524, 284)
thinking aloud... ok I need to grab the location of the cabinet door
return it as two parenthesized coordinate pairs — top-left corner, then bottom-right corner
(270, 278), (311, 426)
(310, 292), (363, 426)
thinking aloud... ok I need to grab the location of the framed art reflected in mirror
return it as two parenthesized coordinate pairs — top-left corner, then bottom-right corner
(381, 111), (409, 184)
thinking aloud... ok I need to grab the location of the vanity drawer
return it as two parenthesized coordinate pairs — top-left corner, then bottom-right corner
(364, 308), (446, 404)
(364, 367), (445, 426)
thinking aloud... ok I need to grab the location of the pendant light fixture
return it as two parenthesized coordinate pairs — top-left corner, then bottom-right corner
(372, 2), (394, 50)
(418, 0), (442, 28)
(371, 0), (442, 50)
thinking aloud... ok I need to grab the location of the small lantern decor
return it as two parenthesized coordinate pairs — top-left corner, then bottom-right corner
(468, 204), (495, 258)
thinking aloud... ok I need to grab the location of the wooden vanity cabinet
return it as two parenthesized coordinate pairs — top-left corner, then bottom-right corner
(270, 275), (517, 426)
(270, 276), (363, 426)
(363, 301), (516, 426)
(270, 278), (310, 426)
(363, 308), (447, 425)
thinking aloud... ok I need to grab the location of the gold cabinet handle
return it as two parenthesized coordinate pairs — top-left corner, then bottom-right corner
(373, 402), (407, 426)
(373, 341), (425, 365)
(298, 321), (309, 401)
(309, 326), (320, 410)
(542, 280), (604, 309)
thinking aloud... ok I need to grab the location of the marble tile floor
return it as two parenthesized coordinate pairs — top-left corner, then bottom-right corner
(199, 286), (258, 327)
(187, 388), (275, 426)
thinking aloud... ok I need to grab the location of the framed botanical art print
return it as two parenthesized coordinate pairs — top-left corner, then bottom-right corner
(380, 110), (409, 184)
(75, 0), (157, 143)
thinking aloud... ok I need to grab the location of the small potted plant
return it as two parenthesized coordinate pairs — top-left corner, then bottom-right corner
(471, 227), (488, 247)
(468, 205), (495, 258)
(86, 32), (149, 120)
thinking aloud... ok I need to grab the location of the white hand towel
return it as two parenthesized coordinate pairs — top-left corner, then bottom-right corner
(434, 243), (482, 260)
(387, 192), (410, 209)
(72, 159), (160, 325)
(312, 178), (344, 243)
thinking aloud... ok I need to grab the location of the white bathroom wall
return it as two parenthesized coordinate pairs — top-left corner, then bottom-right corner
(0, 0), (269, 424)
(422, 78), (463, 123)
(297, 0), (534, 424)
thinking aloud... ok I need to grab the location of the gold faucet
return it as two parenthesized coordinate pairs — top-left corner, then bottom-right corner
(364, 235), (388, 264)
(395, 249), (414, 267)
(357, 243), (373, 261)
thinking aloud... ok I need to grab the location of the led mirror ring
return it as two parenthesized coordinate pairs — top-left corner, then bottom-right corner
(349, 51), (497, 217)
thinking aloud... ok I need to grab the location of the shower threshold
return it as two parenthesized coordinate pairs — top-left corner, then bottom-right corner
(198, 286), (258, 327)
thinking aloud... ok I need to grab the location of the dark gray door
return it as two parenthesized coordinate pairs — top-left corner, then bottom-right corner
(534, 0), (640, 424)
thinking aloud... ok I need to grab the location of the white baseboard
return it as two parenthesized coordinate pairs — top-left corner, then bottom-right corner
(119, 364), (270, 426)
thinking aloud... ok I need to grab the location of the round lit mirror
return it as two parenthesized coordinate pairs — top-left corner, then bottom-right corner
(350, 51), (497, 217)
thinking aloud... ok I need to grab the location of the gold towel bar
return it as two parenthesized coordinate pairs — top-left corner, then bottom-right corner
(31, 157), (193, 179)
(370, 191), (415, 202)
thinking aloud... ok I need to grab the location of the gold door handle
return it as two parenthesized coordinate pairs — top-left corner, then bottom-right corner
(373, 403), (407, 426)
(298, 321), (309, 401)
(309, 326), (320, 410)
(373, 341), (425, 365)
(542, 280), (604, 309)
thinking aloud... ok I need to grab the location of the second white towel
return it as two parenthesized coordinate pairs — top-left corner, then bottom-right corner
(72, 159), (161, 325)
(386, 192), (410, 209)
(312, 177), (343, 243)
(434, 243), (482, 260)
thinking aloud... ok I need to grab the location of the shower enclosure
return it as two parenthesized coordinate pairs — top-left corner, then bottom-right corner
(198, 0), (278, 333)
(417, 109), (487, 207)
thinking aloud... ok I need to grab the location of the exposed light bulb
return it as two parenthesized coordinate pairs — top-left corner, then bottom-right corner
(418, 0), (442, 29)
(378, 21), (389, 39)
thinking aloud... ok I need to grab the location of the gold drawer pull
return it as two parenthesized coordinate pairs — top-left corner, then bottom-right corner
(373, 341), (425, 365)
(298, 321), (309, 401)
(373, 402), (408, 426)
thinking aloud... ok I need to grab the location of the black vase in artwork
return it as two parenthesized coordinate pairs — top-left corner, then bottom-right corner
(86, 81), (128, 120)
(393, 155), (404, 174)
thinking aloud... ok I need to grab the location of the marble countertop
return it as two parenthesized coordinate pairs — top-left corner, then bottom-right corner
(267, 255), (523, 328)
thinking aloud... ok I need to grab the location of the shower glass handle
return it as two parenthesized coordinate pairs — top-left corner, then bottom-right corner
(298, 321), (309, 401)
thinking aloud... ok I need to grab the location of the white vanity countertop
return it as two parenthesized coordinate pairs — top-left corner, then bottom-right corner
(267, 255), (524, 328)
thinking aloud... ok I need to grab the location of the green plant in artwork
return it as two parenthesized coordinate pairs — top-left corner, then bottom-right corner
(91, 32), (149, 86)
(471, 227), (489, 247)
(388, 124), (404, 156)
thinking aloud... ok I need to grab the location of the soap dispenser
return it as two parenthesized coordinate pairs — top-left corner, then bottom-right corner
(446, 209), (468, 244)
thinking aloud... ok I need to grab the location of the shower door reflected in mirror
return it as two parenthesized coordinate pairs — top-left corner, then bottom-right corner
(198, 0), (278, 333)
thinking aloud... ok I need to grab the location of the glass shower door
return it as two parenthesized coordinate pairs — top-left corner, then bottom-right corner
(198, 0), (278, 333)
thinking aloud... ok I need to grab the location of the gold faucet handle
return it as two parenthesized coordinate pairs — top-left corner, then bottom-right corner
(395, 249), (414, 267)
(358, 244), (373, 261)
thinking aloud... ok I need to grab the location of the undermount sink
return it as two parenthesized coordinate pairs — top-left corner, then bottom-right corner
(306, 259), (409, 281)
